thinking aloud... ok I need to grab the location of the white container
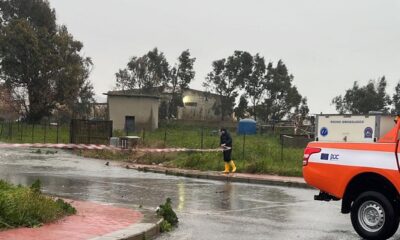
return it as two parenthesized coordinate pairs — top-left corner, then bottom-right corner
(119, 136), (141, 149)
(110, 137), (119, 147)
(316, 114), (395, 142)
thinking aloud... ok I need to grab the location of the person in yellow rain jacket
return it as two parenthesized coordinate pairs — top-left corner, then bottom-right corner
(219, 128), (236, 173)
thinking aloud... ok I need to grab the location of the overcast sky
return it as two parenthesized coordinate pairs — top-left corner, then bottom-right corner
(49, 0), (400, 114)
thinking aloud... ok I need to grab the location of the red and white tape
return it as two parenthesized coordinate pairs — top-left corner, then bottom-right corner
(0, 143), (117, 150)
(0, 143), (230, 153)
(134, 147), (230, 153)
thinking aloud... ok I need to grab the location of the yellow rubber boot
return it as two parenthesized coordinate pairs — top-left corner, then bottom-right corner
(222, 163), (230, 173)
(230, 160), (237, 173)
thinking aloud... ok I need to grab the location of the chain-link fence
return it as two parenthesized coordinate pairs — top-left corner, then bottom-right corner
(1, 120), (314, 149)
(0, 119), (313, 175)
(0, 120), (70, 143)
(0, 119), (113, 144)
(114, 124), (314, 162)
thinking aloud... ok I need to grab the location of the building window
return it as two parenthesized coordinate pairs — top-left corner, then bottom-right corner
(185, 102), (197, 107)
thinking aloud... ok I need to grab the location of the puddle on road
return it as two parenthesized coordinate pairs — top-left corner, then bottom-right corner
(0, 147), (339, 240)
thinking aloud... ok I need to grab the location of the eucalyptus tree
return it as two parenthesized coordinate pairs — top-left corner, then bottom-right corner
(244, 53), (267, 120)
(260, 60), (302, 122)
(116, 48), (170, 93)
(332, 76), (391, 114)
(0, 0), (94, 122)
(204, 51), (252, 120)
(169, 50), (196, 118)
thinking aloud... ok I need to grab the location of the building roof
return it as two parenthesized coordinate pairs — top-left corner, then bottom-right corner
(103, 90), (160, 99)
(105, 87), (220, 98)
(184, 88), (220, 97)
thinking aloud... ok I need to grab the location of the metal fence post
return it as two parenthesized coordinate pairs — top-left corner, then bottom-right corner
(31, 124), (35, 143)
(164, 128), (167, 147)
(0, 122), (3, 139)
(56, 121), (60, 143)
(43, 120), (47, 143)
(69, 119), (75, 143)
(20, 122), (23, 142)
(9, 121), (12, 140)
(88, 122), (92, 144)
(242, 133), (246, 160)
(280, 134), (284, 162)
(201, 126), (204, 149)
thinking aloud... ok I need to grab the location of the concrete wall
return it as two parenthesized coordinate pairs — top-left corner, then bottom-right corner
(108, 96), (159, 131)
(178, 89), (228, 121)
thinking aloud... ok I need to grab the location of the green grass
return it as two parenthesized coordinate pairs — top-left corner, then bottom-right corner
(0, 122), (70, 143)
(0, 179), (76, 229)
(87, 125), (305, 177)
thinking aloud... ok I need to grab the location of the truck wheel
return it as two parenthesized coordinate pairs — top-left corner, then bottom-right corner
(387, 216), (400, 239)
(350, 191), (399, 240)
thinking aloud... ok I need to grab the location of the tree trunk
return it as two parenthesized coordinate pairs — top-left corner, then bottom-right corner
(27, 82), (51, 123)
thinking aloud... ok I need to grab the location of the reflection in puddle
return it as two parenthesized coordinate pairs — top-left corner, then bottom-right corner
(218, 182), (234, 210)
(178, 181), (186, 211)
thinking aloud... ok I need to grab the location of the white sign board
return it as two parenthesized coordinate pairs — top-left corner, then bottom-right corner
(316, 115), (394, 142)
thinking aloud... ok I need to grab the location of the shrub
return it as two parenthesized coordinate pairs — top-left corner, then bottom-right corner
(0, 179), (76, 229)
(157, 198), (178, 232)
(30, 179), (41, 194)
(159, 220), (172, 232)
(55, 199), (76, 215)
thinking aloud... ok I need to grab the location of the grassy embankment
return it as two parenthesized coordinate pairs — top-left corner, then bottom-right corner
(0, 180), (76, 230)
(83, 124), (305, 177)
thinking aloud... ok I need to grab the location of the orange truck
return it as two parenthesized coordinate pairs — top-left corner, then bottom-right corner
(303, 114), (400, 240)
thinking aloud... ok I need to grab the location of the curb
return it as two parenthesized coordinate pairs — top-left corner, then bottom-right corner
(90, 215), (163, 240)
(129, 164), (312, 189)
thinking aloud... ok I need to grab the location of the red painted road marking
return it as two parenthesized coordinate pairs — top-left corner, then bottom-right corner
(0, 200), (143, 240)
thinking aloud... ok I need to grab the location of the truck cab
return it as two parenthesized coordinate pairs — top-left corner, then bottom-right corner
(303, 114), (400, 240)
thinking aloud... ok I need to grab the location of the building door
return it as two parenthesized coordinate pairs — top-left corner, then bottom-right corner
(125, 116), (135, 135)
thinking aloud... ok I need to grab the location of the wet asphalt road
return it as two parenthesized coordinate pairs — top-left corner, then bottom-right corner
(1, 147), (399, 240)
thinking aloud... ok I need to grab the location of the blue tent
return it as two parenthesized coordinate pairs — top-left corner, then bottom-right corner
(237, 119), (257, 135)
